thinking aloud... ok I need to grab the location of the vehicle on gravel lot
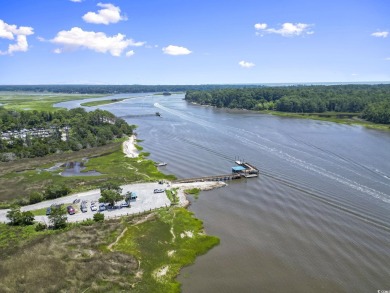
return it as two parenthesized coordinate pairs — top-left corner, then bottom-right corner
(99, 203), (106, 212)
(90, 204), (97, 212)
(80, 201), (88, 213)
(121, 201), (130, 208)
(154, 189), (165, 193)
(67, 206), (75, 215)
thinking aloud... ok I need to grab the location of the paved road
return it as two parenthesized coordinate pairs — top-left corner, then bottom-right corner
(0, 182), (171, 224)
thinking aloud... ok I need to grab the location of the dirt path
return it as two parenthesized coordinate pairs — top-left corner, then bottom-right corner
(108, 227), (128, 251)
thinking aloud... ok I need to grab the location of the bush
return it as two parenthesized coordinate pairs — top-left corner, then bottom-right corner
(93, 213), (104, 222)
(35, 222), (47, 231)
(29, 191), (43, 204)
(45, 184), (71, 200)
(6, 206), (35, 226)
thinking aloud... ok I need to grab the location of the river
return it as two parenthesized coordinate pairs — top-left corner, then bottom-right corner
(56, 93), (390, 292)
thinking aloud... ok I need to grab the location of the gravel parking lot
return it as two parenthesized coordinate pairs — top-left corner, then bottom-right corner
(0, 182), (171, 224)
(0, 181), (226, 224)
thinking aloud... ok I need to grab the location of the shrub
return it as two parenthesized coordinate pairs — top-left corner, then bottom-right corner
(35, 222), (47, 231)
(93, 213), (104, 222)
(29, 191), (43, 204)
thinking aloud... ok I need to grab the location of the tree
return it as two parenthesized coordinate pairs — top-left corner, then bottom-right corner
(48, 205), (67, 229)
(100, 181), (123, 194)
(99, 189), (124, 207)
(6, 206), (35, 226)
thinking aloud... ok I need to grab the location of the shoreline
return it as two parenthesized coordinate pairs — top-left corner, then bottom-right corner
(123, 135), (139, 158)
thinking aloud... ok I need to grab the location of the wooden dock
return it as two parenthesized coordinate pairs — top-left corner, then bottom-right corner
(120, 112), (161, 119)
(173, 160), (259, 184)
(173, 173), (242, 184)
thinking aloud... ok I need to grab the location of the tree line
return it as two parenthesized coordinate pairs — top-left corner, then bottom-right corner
(0, 107), (135, 161)
(184, 84), (390, 124)
(0, 84), (268, 94)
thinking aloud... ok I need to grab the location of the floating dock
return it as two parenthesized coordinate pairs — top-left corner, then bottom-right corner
(173, 160), (259, 183)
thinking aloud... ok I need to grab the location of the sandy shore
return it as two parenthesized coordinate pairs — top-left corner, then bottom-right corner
(172, 181), (227, 207)
(123, 135), (139, 158)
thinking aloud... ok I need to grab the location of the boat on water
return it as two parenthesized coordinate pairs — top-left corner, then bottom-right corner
(156, 162), (167, 167)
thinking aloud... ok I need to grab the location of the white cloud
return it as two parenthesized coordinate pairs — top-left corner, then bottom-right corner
(125, 50), (135, 57)
(371, 31), (388, 38)
(51, 27), (144, 57)
(254, 23), (267, 30)
(70, 0), (83, 2)
(0, 19), (34, 55)
(53, 48), (62, 54)
(239, 60), (255, 68)
(82, 3), (127, 25)
(255, 22), (313, 37)
(162, 45), (192, 55)
(351, 73), (358, 76)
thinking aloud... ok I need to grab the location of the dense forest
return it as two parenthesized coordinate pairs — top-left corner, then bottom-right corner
(0, 107), (134, 161)
(184, 84), (390, 124)
(0, 84), (267, 94)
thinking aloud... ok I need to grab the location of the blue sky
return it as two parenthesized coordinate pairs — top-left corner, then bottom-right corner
(0, 0), (389, 84)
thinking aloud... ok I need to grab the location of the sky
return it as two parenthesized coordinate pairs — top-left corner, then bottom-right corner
(0, 0), (389, 84)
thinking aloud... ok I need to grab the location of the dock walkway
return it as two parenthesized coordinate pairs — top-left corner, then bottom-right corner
(173, 160), (260, 184)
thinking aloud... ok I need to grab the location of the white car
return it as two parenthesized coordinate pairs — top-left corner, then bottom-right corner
(90, 204), (97, 212)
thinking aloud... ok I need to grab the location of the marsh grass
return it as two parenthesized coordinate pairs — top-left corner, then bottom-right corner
(0, 220), (139, 292)
(165, 189), (179, 205)
(115, 208), (220, 293)
(81, 99), (126, 107)
(184, 188), (201, 199)
(0, 142), (175, 203)
(0, 209), (219, 293)
(0, 93), (103, 111)
(262, 110), (390, 130)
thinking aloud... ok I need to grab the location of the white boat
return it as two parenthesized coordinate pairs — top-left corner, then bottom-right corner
(156, 162), (167, 166)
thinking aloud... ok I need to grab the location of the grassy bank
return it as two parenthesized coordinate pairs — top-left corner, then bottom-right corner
(0, 207), (219, 292)
(0, 139), (175, 203)
(0, 93), (103, 111)
(263, 110), (390, 131)
(81, 98), (127, 107)
(115, 207), (220, 293)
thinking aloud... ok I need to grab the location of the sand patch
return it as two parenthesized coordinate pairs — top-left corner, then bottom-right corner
(123, 135), (139, 158)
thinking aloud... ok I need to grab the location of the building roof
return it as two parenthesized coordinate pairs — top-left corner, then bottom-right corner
(232, 166), (246, 172)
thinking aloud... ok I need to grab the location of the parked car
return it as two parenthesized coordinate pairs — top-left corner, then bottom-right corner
(121, 201), (130, 208)
(67, 206), (75, 215)
(90, 204), (97, 212)
(125, 192), (138, 201)
(154, 189), (165, 193)
(46, 207), (51, 215)
(80, 201), (88, 213)
(99, 203), (106, 212)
